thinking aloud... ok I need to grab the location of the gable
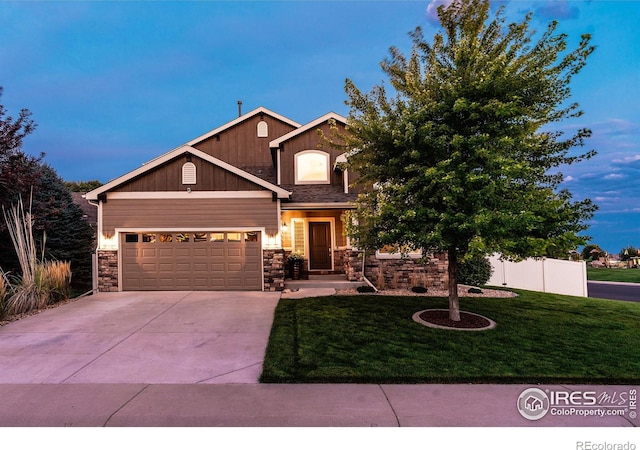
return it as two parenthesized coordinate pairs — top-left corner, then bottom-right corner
(274, 117), (349, 186)
(112, 155), (268, 193)
(85, 146), (291, 200)
(190, 108), (300, 168)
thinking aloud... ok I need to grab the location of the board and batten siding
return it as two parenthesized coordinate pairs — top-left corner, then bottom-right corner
(279, 121), (347, 186)
(101, 197), (279, 237)
(194, 115), (297, 168)
(113, 157), (266, 192)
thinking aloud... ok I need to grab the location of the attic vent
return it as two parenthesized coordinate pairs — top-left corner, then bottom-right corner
(257, 120), (268, 138)
(182, 162), (196, 185)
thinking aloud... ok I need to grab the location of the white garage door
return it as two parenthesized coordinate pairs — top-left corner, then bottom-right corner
(121, 231), (262, 291)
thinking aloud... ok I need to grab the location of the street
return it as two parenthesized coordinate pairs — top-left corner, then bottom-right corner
(588, 281), (640, 302)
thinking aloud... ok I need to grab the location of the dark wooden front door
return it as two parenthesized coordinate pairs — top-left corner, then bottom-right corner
(309, 222), (332, 270)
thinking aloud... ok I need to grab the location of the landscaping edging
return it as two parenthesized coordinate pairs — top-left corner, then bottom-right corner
(412, 309), (496, 331)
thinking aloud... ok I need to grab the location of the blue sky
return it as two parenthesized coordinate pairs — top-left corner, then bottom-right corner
(1, 0), (639, 254)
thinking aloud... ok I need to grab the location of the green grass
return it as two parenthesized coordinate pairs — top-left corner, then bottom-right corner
(260, 290), (640, 384)
(587, 267), (640, 283)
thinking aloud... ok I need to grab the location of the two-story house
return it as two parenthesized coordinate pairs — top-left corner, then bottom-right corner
(86, 107), (447, 292)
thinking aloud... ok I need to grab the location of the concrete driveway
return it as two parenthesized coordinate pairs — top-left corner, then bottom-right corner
(0, 291), (280, 384)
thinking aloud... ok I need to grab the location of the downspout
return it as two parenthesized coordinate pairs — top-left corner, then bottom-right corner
(85, 196), (100, 295)
(361, 251), (378, 292)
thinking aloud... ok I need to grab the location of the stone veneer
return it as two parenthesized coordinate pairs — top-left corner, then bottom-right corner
(263, 249), (285, 291)
(343, 249), (448, 290)
(96, 247), (445, 293)
(97, 250), (119, 292)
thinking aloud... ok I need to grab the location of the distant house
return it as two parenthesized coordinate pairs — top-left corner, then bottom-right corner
(71, 192), (98, 228)
(86, 107), (448, 292)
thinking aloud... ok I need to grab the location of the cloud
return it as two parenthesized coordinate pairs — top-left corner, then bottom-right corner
(613, 154), (640, 164)
(425, 0), (454, 24)
(604, 173), (625, 180)
(535, 1), (580, 21)
(563, 175), (576, 182)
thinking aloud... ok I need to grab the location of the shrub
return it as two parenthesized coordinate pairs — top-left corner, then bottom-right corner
(0, 270), (9, 318)
(357, 285), (376, 293)
(2, 196), (72, 316)
(457, 255), (493, 287)
(41, 260), (71, 303)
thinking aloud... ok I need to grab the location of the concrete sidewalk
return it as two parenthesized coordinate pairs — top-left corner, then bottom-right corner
(0, 383), (637, 427)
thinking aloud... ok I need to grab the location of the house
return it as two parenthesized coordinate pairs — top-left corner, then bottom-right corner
(86, 107), (448, 292)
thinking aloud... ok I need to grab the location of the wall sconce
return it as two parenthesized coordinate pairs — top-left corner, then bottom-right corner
(281, 222), (288, 233)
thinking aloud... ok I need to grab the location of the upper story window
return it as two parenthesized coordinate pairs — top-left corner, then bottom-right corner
(182, 162), (196, 185)
(295, 150), (330, 184)
(257, 120), (269, 138)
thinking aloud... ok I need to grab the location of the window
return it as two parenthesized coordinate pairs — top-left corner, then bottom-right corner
(245, 232), (258, 242)
(257, 120), (268, 138)
(125, 234), (139, 243)
(194, 232), (207, 242)
(295, 150), (330, 184)
(176, 233), (190, 242)
(160, 233), (173, 243)
(210, 233), (225, 242)
(292, 220), (305, 256)
(182, 162), (196, 185)
(142, 233), (156, 243)
(227, 232), (241, 242)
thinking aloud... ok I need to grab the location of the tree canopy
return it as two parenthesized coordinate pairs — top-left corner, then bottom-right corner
(0, 88), (95, 290)
(343, 0), (597, 320)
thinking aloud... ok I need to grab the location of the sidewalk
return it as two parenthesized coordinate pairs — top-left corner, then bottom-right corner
(0, 383), (636, 427)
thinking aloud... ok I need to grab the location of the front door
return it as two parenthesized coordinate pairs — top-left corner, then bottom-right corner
(309, 222), (332, 270)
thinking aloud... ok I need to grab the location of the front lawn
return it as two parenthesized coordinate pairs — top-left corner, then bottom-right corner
(587, 267), (640, 283)
(260, 291), (640, 384)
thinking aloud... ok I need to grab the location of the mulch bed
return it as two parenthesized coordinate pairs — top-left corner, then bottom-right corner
(418, 309), (492, 329)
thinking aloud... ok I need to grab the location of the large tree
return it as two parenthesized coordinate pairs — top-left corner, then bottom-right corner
(343, 0), (597, 320)
(0, 89), (95, 290)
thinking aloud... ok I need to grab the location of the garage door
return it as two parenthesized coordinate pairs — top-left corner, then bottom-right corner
(121, 231), (262, 291)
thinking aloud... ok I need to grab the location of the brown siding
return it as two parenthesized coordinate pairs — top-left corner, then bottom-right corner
(101, 198), (278, 236)
(114, 157), (266, 192)
(279, 121), (347, 186)
(194, 114), (297, 168)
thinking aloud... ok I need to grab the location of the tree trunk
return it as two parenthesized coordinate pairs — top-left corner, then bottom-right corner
(447, 248), (461, 321)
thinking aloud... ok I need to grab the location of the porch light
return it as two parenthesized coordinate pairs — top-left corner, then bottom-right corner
(281, 222), (288, 233)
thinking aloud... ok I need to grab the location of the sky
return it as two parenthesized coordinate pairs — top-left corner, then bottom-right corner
(0, 0), (639, 254)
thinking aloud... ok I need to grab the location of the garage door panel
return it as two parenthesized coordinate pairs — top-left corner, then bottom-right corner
(210, 262), (225, 271)
(122, 231), (262, 291)
(141, 248), (157, 258)
(175, 248), (191, 257)
(244, 262), (259, 271)
(175, 262), (190, 271)
(193, 262), (208, 272)
(193, 248), (208, 257)
(211, 248), (225, 257)
(123, 248), (139, 258)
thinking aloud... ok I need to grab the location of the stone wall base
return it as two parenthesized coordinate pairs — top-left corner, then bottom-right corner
(263, 249), (285, 291)
(97, 250), (119, 292)
(343, 250), (448, 291)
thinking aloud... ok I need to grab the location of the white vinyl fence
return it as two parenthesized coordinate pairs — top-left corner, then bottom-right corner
(487, 254), (588, 297)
